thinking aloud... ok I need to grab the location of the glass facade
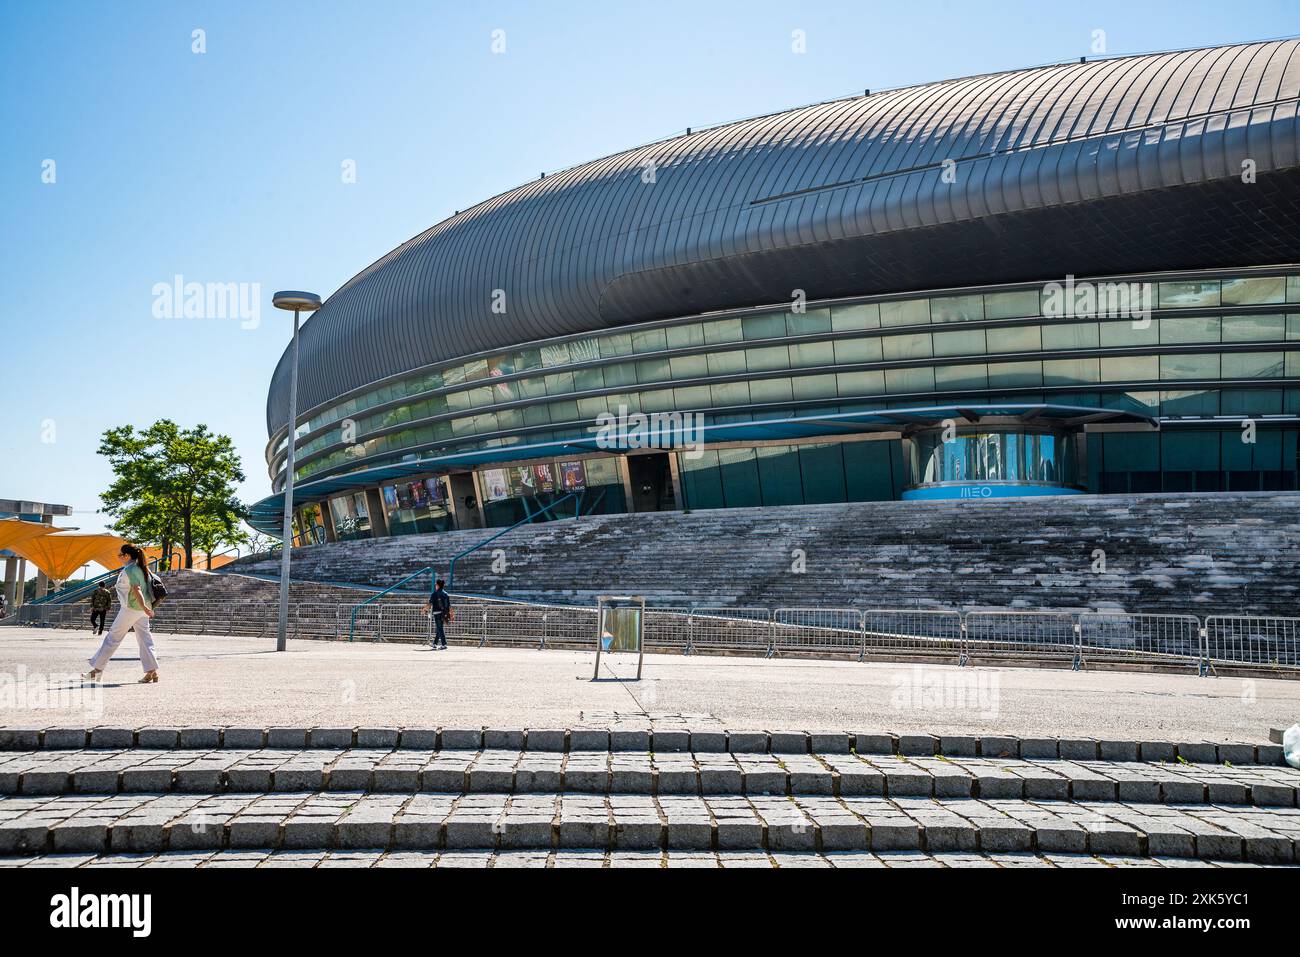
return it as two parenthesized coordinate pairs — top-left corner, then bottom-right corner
(267, 267), (1300, 541)
(906, 430), (1077, 490)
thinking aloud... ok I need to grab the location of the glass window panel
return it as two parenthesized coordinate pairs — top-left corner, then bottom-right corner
(450, 416), (476, 437)
(510, 348), (540, 372)
(631, 328), (668, 354)
(1222, 314), (1285, 341)
(932, 328), (986, 357)
(668, 354), (709, 380)
(547, 399), (580, 422)
(881, 333), (933, 360)
(462, 359), (488, 381)
(540, 343), (570, 368)
(1159, 280), (1220, 308)
(717, 448), (761, 507)
(1043, 358), (1099, 385)
(835, 370), (885, 397)
(1290, 352), (1300, 377)
(983, 289), (1040, 320)
(987, 325), (1042, 353)
(598, 334), (632, 359)
(879, 298), (930, 327)
(1221, 276), (1286, 305)
(792, 374), (837, 400)
(702, 317), (743, 344)
(1159, 315), (1220, 343)
(494, 407), (524, 429)
(666, 323), (705, 350)
(1288, 315), (1300, 340)
(746, 345), (790, 371)
(1100, 355), (1159, 381)
(572, 366), (605, 391)
(831, 303), (880, 331)
(787, 308), (832, 336)
(710, 381), (750, 407)
(788, 340), (834, 367)
(639, 389), (675, 412)
(988, 360), (1042, 388)
(1289, 277), (1300, 303)
(1222, 352), (1284, 378)
(1041, 322), (1099, 350)
(706, 350), (747, 375)
(757, 445), (805, 506)
(833, 337), (884, 363)
(934, 363), (988, 391)
(930, 294), (984, 323)
(577, 396), (609, 418)
(885, 366), (935, 393)
(445, 389), (474, 412)
(748, 378), (793, 403)
(601, 362), (637, 387)
(517, 377), (547, 399)
(1159, 353), (1220, 380)
(1160, 389), (1219, 416)
(472, 413), (498, 434)
(634, 358), (670, 383)
(742, 312), (787, 340)
(1100, 320), (1159, 347)
(568, 338), (601, 364)
(544, 372), (575, 396)
(674, 385), (711, 407)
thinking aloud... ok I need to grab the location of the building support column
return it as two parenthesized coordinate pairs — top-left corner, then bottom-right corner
(321, 500), (338, 543)
(2, 557), (16, 608)
(16, 558), (26, 607)
(35, 571), (48, 600)
(365, 488), (389, 538)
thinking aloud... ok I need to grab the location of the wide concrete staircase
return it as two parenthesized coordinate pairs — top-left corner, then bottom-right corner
(222, 492), (1300, 615)
(0, 723), (1295, 869)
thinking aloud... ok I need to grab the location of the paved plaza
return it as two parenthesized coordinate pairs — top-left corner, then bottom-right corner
(0, 628), (1295, 742)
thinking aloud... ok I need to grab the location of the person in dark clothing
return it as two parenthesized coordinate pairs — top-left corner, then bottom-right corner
(89, 583), (113, 635)
(421, 579), (451, 650)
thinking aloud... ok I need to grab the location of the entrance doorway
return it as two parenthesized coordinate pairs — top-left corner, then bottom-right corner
(447, 472), (483, 529)
(627, 453), (676, 512)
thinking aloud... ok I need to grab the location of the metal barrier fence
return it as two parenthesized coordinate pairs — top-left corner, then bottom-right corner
(686, 607), (772, 656)
(863, 609), (964, 661)
(1204, 616), (1300, 668)
(7, 597), (1299, 675)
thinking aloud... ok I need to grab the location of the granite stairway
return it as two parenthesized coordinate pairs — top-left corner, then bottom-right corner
(221, 492), (1300, 615)
(1, 723), (1296, 869)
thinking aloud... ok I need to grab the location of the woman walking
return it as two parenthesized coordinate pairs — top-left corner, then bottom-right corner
(85, 543), (159, 683)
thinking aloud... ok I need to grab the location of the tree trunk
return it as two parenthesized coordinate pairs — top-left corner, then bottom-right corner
(183, 511), (193, 569)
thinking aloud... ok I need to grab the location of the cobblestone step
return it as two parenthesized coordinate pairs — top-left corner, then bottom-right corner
(2, 791), (1297, 862)
(1, 726), (1286, 765)
(2, 748), (1296, 806)
(0, 848), (1281, 869)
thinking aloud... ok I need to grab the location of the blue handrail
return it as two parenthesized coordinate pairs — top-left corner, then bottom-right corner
(344, 490), (582, 640)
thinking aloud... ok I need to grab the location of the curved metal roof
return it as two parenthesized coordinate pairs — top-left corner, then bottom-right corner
(267, 39), (1300, 435)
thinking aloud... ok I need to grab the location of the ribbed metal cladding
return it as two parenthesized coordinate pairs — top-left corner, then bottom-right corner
(267, 40), (1300, 436)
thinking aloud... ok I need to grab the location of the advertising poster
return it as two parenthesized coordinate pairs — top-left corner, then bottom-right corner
(532, 463), (556, 493)
(509, 465), (536, 497)
(482, 469), (509, 502)
(381, 486), (398, 509)
(560, 460), (587, 490)
(425, 477), (446, 503)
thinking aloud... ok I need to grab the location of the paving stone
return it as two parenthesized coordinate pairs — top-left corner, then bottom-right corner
(610, 729), (650, 752)
(569, 729), (609, 751)
(484, 729), (525, 750)
(1177, 742), (1217, 764)
(0, 729), (42, 751)
(308, 728), (354, 749)
(808, 732), (850, 754)
(525, 729), (566, 752)
(651, 730), (689, 752)
(1139, 741), (1176, 762)
(980, 736), (1020, 759)
(355, 728), (399, 749)
(136, 728), (179, 749)
(49, 820), (110, 853)
(898, 734), (937, 756)
(1217, 744), (1256, 765)
(265, 728), (309, 750)
(940, 736), (978, 757)
(122, 767), (174, 792)
(698, 761), (742, 794)
(768, 732), (809, 754)
(43, 729), (88, 749)
(727, 731), (768, 754)
(441, 728), (484, 750)
(222, 728), (266, 749)
(1257, 745), (1285, 766)
(1058, 739), (1099, 761)
(1099, 740), (1140, 762)
(90, 728), (135, 750)
(398, 729), (438, 749)
(689, 731), (727, 753)
(1019, 738), (1059, 759)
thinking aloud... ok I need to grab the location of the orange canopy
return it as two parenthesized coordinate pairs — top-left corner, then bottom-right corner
(7, 532), (128, 582)
(0, 518), (66, 553)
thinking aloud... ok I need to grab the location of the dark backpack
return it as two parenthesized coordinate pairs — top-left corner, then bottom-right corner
(148, 573), (168, 606)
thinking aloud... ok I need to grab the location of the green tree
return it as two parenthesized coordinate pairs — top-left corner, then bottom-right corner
(98, 420), (248, 569)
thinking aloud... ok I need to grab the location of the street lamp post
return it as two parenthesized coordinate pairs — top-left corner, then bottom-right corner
(272, 290), (322, 652)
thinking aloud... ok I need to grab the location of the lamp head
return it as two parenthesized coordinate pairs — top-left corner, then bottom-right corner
(272, 291), (322, 312)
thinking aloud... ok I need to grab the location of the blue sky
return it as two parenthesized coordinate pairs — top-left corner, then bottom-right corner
(1, 0), (1297, 564)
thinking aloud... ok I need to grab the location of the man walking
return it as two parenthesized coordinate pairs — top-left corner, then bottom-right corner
(421, 578), (451, 650)
(89, 582), (112, 635)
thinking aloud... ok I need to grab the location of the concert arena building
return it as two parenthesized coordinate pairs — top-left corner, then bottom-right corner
(253, 39), (1300, 544)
